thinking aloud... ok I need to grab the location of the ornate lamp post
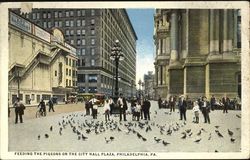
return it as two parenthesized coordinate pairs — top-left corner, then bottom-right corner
(141, 82), (145, 98)
(110, 40), (124, 104)
(138, 79), (142, 100)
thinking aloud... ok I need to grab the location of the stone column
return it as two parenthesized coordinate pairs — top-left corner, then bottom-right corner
(214, 10), (220, 54)
(163, 13), (167, 26)
(209, 10), (215, 54)
(163, 38), (166, 54)
(154, 65), (158, 86)
(170, 10), (178, 62)
(158, 39), (161, 55)
(227, 9), (233, 52)
(233, 10), (238, 48)
(223, 9), (228, 53)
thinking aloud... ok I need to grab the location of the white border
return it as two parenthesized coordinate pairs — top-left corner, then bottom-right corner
(0, 1), (249, 159)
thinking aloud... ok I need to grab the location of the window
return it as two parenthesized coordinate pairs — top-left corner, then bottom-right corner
(37, 13), (40, 19)
(48, 21), (51, 28)
(88, 74), (97, 83)
(55, 21), (58, 27)
(43, 21), (47, 28)
(81, 10), (85, 16)
(82, 20), (85, 26)
(70, 30), (74, 35)
(91, 59), (95, 66)
(48, 12), (51, 18)
(82, 39), (85, 45)
(66, 11), (69, 17)
(81, 59), (85, 66)
(77, 20), (81, 26)
(58, 11), (62, 18)
(91, 39), (95, 45)
(54, 11), (58, 18)
(70, 20), (74, 27)
(66, 58), (68, 65)
(69, 69), (71, 76)
(77, 39), (81, 46)
(55, 70), (57, 76)
(77, 49), (81, 55)
(77, 74), (85, 82)
(78, 87), (86, 93)
(70, 11), (74, 16)
(77, 10), (81, 16)
(69, 59), (71, 66)
(32, 13), (36, 19)
(91, 19), (95, 25)
(43, 13), (47, 18)
(91, 48), (95, 55)
(59, 21), (62, 27)
(66, 79), (68, 86)
(66, 68), (68, 76)
(66, 30), (70, 36)
(91, 28), (95, 35)
(91, 9), (95, 16)
(81, 48), (85, 55)
(77, 29), (81, 35)
(70, 39), (74, 45)
(69, 80), (71, 86)
(82, 29), (86, 35)
(66, 21), (70, 27)
(89, 87), (97, 93)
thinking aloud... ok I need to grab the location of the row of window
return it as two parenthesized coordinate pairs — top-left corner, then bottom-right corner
(66, 79), (77, 87)
(76, 48), (95, 56)
(65, 28), (95, 36)
(65, 58), (77, 67)
(68, 38), (95, 46)
(77, 58), (95, 67)
(66, 68), (77, 77)
(42, 18), (95, 28)
(31, 9), (95, 20)
(77, 74), (97, 83)
(78, 87), (97, 93)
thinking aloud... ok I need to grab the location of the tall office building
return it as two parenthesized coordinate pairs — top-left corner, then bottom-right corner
(153, 9), (241, 99)
(13, 8), (137, 98)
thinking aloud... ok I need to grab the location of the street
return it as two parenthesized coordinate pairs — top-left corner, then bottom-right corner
(8, 101), (241, 152)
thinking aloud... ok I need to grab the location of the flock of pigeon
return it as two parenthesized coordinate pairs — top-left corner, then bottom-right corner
(36, 110), (240, 152)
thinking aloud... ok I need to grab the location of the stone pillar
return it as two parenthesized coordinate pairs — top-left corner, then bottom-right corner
(158, 39), (161, 55)
(214, 10), (220, 54)
(170, 10), (178, 62)
(209, 10), (215, 54)
(163, 13), (166, 26)
(227, 9), (233, 52)
(233, 10), (238, 48)
(223, 9), (228, 53)
(163, 38), (166, 54)
(155, 65), (158, 86)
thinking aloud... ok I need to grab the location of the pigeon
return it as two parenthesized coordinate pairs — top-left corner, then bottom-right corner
(181, 133), (187, 139)
(86, 129), (91, 134)
(110, 136), (115, 141)
(215, 126), (220, 129)
(38, 135), (40, 140)
(78, 136), (81, 140)
(215, 150), (218, 152)
(160, 130), (164, 135)
(185, 129), (191, 133)
(217, 131), (224, 138)
(59, 130), (62, 136)
(50, 126), (53, 131)
(197, 130), (202, 136)
(137, 133), (142, 139)
(194, 138), (202, 143)
(208, 133), (212, 140)
(236, 114), (241, 118)
(155, 111), (157, 115)
(201, 128), (206, 132)
(104, 137), (111, 143)
(154, 137), (161, 143)
(45, 134), (49, 138)
(230, 137), (236, 143)
(162, 140), (170, 146)
(188, 132), (193, 137)
(228, 129), (234, 136)
(81, 134), (88, 140)
(142, 137), (147, 141)
(117, 127), (122, 132)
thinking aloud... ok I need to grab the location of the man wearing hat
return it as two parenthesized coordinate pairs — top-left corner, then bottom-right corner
(13, 97), (25, 123)
(117, 94), (127, 121)
(201, 96), (211, 124)
(178, 95), (187, 121)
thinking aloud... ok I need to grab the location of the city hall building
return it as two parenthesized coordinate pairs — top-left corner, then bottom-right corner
(13, 9), (137, 97)
(154, 9), (241, 100)
(8, 11), (78, 104)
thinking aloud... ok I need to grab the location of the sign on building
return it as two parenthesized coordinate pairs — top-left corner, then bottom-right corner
(33, 25), (51, 42)
(9, 12), (32, 33)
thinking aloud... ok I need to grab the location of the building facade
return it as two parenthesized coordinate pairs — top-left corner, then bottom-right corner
(8, 11), (78, 104)
(143, 71), (155, 100)
(13, 9), (137, 98)
(153, 9), (241, 100)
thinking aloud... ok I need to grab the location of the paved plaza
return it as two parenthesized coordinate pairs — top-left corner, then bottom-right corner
(8, 101), (241, 152)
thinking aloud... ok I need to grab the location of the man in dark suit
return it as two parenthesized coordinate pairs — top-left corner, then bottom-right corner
(169, 95), (176, 112)
(178, 95), (187, 121)
(201, 96), (211, 124)
(210, 95), (216, 111)
(118, 94), (127, 121)
(158, 97), (162, 109)
(13, 97), (25, 124)
(222, 94), (230, 113)
(143, 98), (151, 120)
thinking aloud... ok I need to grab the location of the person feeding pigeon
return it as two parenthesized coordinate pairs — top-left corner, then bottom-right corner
(103, 99), (111, 122)
(192, 101), (200, 123)
(89, 97), (99, 119)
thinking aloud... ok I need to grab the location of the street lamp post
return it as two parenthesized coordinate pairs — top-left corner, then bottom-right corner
(141, 82), (144, 98)
(138, 79), (142, 100)
(110, 40), (124, 104)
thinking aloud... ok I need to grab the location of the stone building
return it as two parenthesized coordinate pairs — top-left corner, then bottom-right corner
(8, 11), (78, 104)
(13, 9), (137, 98)
(153, 9), (241, 100)
(143, 71), (155, 100)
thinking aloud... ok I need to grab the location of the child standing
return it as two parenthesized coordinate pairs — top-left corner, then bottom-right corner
(135, 101), (141, 121)
(192, 101), (200, 123)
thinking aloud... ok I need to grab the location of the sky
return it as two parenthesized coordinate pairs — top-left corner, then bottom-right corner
(126, 9), (155, 88)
